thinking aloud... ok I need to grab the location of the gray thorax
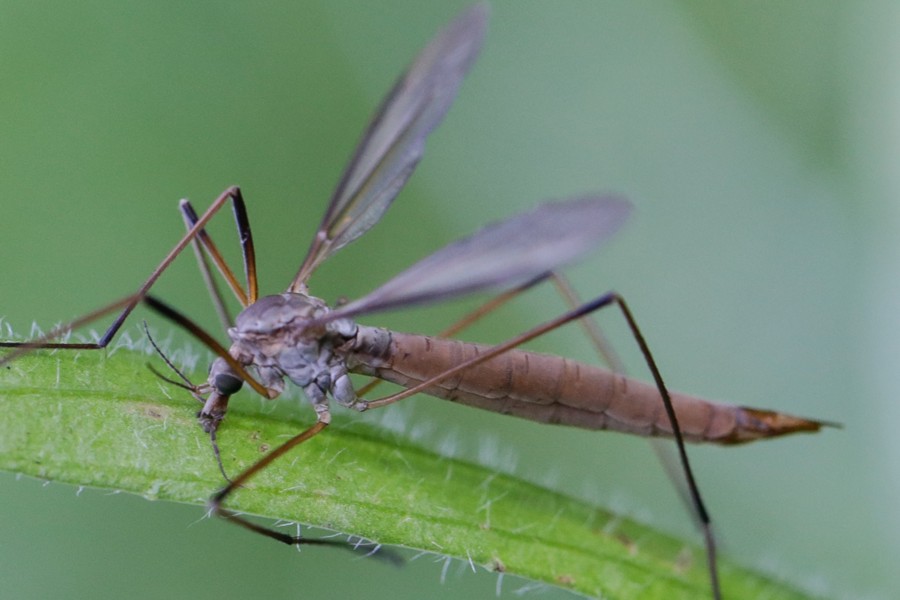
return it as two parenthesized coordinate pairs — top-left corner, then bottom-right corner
(209, 293), (366, 423)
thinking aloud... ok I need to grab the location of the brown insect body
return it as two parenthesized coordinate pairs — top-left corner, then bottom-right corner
(347, 326), (822, 445)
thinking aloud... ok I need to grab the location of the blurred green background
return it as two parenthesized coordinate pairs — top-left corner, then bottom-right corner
(0, 1), (894, 598)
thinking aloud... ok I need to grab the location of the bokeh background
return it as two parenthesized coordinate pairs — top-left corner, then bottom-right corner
(0, 1), (895, 598)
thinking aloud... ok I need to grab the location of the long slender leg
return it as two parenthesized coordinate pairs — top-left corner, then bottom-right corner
(179, 188), (259, 311)
(550, 273), (625, 374)
(181, 203), (235, 330)
(547, 274), (719, 596)
(210, 420), (328, 544)
(205, 417), (401, 563)
(0, 187), (245, 365)
(362, 290), (720, 599)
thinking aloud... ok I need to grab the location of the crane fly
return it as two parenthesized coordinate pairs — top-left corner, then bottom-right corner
(0, 4), (829, 598)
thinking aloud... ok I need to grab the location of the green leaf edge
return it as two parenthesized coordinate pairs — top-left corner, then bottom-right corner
(0, 348), (818, 600)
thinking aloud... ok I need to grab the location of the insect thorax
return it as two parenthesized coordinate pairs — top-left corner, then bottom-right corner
(225, 293), (359, 410)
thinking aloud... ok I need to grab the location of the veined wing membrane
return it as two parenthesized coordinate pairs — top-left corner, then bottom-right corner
(289, 4), (488, 290)
(330, 196), (631, 319)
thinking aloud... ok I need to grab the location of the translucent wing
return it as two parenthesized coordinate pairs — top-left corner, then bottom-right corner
(330, 196), (632, 319)
(288, 4), (488, 291)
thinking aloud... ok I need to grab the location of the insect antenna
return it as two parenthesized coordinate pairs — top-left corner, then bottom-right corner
(142, 321), (200, 395)
(146, 363), (197, 394)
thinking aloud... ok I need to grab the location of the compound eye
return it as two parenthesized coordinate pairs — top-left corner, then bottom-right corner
(214, 372), (244, 396)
